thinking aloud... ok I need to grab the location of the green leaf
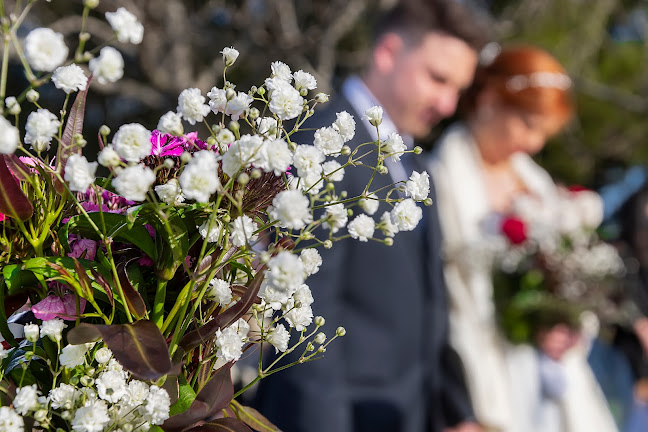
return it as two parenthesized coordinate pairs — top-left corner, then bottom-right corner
(0, 280), (20, 346)
(67, 320), (175, 380)
(232, 404), (281, 432)
(169, 375), (197, 417)
(0, 155), (33, 221)
(61, 212), (157, 261)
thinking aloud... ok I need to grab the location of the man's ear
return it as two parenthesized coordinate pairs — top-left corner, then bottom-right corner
(372, 33), (404, 75)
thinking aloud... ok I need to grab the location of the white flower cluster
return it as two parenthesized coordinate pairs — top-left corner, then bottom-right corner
(7, 345), (170, 432)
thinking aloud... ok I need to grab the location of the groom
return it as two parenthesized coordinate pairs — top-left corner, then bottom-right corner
(255, 1), (489, 431)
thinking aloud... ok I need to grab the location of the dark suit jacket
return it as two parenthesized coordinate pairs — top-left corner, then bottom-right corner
(254, 94), (473, 432)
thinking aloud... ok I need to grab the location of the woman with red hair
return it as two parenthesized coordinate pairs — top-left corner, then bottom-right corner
(429, 45), (618, 432)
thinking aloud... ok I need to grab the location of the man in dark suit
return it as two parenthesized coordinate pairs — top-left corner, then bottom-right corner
(255, 1), (490, 431)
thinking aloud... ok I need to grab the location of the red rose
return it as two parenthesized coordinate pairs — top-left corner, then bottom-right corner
(501, 217), (528, 245)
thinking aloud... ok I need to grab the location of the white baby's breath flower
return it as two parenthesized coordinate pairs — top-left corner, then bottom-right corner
(39, 318), (67, 342)
(283, 301), (313, 331)
(267, 324), (290, 353)
(112, 123), (152, 162)
(298, 172), (324, 195)
(348, 214), (375, 241)
(49, 383), (78, 410)
(207, 87), (227, 115)
(24, 323), (39, 343)
(383, 132), (406, 161)
(266, 251), (305, 293)
(207, 278), (232, 306)
(257, 117), (279, 139)
(406, 171), (430, 200)
(268, 190), (312, 229)
(13, 385), (40, 415)
(293, 144), (324, 178)
(0, 406), (24, 432)
(177, 88), (210, 125)
(390, 198), (422, 231)
(179, 150), (220, 202)
(97, 144), (121, 167)
(333, 111), (356, 142)
(322, 160), (345, 182)
(143, 385), (171, 425)
(380, 211), (399, 237)
(89, 46), (124, 84)
(359, 193), (380, 216)
(52, 64), (88, 94)
(94, 347), (112, 364)
(96, 370), (127, 403)
(59, 343), (92, 368)
(314, 126), (344, 156)
(323, 203), (348, 233)
(65, 154), (98, 193)
(268, 79), (304, 121)
(300, 249), (322, 275)
(221, 134), (265, 177)
(112, 164), (156, 202)
(270, 61), (292, 82)
(123, 380), (149, 406)
(221, 47), (239, 66)
(71, 399), (110, 432)
(216, 128), (235, 148)
(24, 28), (68, 72)
(157, 111), (184, 136)
(225, 92), (253, 120)
(293, 70), (317, 91)
(215, 318), (250, 362)
(24, 108), (60, 152)
(198, 219), (224, 243)
(155, 178), (185, 205)
(263, 138), (293, 175)
(364, 105), (383, 127)
(230, 215), (259, 247)
(0, 116), (19, 154)
(0, 345), (10, 360)
(105, 7), (144, 44)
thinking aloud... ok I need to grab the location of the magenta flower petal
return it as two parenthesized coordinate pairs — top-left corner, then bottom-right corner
(32, 295), (66, 321)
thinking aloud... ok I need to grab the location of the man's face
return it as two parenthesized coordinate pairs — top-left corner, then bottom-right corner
(381, 32), (478, 138)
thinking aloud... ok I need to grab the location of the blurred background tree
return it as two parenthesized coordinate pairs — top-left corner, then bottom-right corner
(5, 0), (648, 188)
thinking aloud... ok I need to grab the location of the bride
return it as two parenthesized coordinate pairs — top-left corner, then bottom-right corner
(429, 45), (618, 432)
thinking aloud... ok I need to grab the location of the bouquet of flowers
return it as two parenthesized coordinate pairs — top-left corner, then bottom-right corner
(491, 187), (626, 344)
(0, 2), (429, 431)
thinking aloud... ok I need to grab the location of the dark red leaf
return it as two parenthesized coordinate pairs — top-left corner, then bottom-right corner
(118, 263), (147, 319)
(0, 156), (33, 221)
(187, 418), (253, 432)
(232, 404), (281, 432)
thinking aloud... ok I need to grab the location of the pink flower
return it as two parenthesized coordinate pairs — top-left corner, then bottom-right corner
(68, 237), (98, 260)
(150, 130), (208, 157)
(32, 293), (86, 321)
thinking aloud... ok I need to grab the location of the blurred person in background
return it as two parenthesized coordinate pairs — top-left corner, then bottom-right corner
(429, 45), (619, 432)
(254, 1), (489, 431)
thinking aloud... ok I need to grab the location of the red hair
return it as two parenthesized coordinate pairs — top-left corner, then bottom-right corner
(461, 45), (574, 126)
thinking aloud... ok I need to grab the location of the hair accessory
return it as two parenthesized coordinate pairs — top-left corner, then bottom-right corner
(506, 72), (572, 92)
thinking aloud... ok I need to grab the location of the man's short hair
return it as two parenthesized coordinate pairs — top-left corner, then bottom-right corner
(375, 0), (491, 52)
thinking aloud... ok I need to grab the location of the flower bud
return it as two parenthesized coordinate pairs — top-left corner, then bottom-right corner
(413, 146), (423, 155)
(95, 347), (112, 364)
(250, 86), (258, 94)
(347, 209), (353, 217)
(79, 32), (91, 43)
(300, 231), (314, 241)
(364, 106), (383, 127)
(315, 93), (329, 103)
(74, 133), (87, 148)
(225, 88), (236, 101)
(26, 89), (39, 103)
(251, 168), (262, 179)
(306, 343), (315, 352)
(326, 182), (335, 191)
(317, 346), (326, 353)
(257, 87), (266, 97)
(378, 165), (388, 175)
(85, 367), (96, 376)
(323, 240), (333, 249)
(122, 424), (134, 432)
(260, 251), (271, 263)
(424, 197), (433, 206)
(80, 376), (94, 387)
(384, 238), (394, 246)
(221, 47), (239, 67)
(336, 326), (346, 337)
(84, 0), (99, 8)
(61, 411), (73, 420)
(314, 332), (326, 344)
(222, 213), (231, 223)
(206, 136), (217, 148)
(314, 316), (325, 327)
(99, 125), (111, 136)
(248, 107), (260, 120)
(180, 152), (192, 164)
(300, 88), (308, 97)
(228, 120), (240, 133)
(340, 191), (348, 199)
(341, 145), (351, 156)
(24, 323), (39, 342)
(5, 96), (20, 115)
(237, 172), (250, 186)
